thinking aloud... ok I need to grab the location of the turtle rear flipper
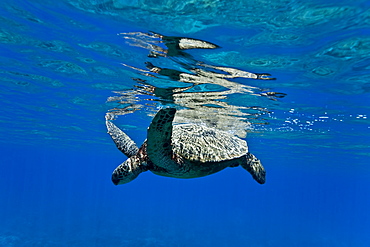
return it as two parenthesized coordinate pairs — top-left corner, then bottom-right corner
(106, 120), (139, 157)
(241, 153), (266, 184)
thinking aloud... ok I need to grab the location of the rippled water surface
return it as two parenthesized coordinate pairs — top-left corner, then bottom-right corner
(1, 0), (369, 246)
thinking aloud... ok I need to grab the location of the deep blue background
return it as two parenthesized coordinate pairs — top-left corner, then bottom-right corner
(1, 139), (369, 246)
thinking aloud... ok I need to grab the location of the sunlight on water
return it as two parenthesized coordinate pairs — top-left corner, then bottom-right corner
(1, 0), (369, 149)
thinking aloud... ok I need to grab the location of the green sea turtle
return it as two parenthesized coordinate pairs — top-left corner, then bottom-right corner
(106, 108), (266, 185)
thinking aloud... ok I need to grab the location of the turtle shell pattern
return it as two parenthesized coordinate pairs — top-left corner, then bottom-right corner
(171, 123), (248, 163)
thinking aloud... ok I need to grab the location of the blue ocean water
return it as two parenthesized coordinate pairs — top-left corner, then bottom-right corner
(1, 0), (370, 246)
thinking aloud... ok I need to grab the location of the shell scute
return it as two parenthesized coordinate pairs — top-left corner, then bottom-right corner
(171, 124), (248, 163)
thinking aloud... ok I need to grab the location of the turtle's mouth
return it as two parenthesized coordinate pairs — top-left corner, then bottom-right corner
(112, 177), (120, 185)
(111, 173), (122, 185)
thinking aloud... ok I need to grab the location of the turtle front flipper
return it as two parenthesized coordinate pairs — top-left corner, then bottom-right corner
(106, 120), (139, 157)
(241, 153), (266, 184)
(147, 108), (178, 169)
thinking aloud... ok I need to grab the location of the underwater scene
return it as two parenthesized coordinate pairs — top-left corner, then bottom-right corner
(1, 0), (370, 246)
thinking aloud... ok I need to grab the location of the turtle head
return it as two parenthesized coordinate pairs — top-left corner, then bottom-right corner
(111, 156), (146, 185)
